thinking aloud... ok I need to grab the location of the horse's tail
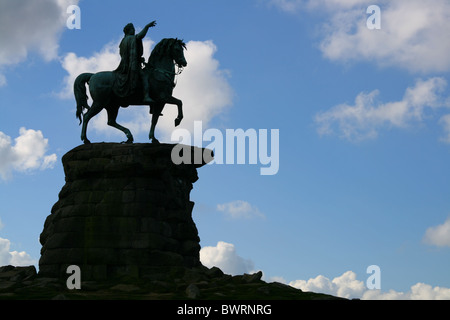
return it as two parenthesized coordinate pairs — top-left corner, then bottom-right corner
(74, 73), (94, 125)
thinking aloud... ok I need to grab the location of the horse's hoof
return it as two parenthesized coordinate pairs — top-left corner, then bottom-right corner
(83, 139), (91, 145)
(175, 117), (182, 127)
(121, 139), (133, 144)
(151, 138), (160, 145)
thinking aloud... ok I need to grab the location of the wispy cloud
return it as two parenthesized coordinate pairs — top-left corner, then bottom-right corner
(438, 115), (450, 144)
(268, 0), (303, 13)
(315, 77), (449, 141)
(217, 200), (265, 220)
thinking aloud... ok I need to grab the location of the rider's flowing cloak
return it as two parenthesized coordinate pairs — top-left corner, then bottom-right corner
(113, 34), (144, 98)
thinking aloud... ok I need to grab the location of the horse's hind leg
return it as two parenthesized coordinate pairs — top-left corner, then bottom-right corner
(149, 103), (163, 144)
(149, 113), (160, 144)
(81, 101), (103, 144)
(106, 106), (134, 144)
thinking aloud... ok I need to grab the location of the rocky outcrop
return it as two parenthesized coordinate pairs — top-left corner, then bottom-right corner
(39, 143), (213, 280)
(0, 265), (343, 300)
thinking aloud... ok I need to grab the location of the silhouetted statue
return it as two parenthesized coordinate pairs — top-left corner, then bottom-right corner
(74, 21), (187, 144)
(113, 21), (155, 103)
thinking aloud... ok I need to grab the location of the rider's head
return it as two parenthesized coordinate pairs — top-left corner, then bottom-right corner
(123, 23), (135, 36)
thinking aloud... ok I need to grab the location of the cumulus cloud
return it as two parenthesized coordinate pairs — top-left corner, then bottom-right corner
(290, 271), (366, 299)
(315, 77), (449, 141)
(60, 38), (232, 141)
(423, 217), (450, 248)
(200, 241), (255, 275)
(288, 270), (450, 300)
(216, 200), (265, 220)
(0, 0), (79, 85)
(270, 0), (450, 73)
(361, 283), (450, 300)
(0, 128), (57, 180)
(0, 237), (36, 266)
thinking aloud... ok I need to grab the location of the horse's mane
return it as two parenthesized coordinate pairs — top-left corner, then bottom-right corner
(147, 38), (186, 66)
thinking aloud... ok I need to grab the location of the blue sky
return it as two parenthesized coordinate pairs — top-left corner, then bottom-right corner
(1, 0), (450, 299)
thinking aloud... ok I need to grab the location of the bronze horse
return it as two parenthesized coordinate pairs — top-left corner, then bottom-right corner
(74, 38), (187, 144)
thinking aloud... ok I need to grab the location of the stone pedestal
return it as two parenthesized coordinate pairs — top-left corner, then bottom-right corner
(39, 143), (212, 281)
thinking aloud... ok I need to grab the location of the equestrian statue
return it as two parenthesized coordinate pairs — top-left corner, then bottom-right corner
(74, 21), (187, 144)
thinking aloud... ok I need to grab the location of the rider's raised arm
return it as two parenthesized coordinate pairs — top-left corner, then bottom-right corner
(136, 21), (157, 40)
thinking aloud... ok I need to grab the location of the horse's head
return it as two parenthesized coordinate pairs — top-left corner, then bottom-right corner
(148, 38), (187, 68)
(171, 38), (187, 67)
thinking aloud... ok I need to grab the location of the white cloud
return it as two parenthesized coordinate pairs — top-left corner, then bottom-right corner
(407, 283), (450, 300)
(200, 241), (255, 275)
(271, 0), (450, 73)
(0, 0), (79, 86)
(60, 39), (232, 142)
(0, 237), (36, 267)
(423, 217), (450, 248)
(288, 270), (450, 300)
(216, 200), (265, 220)
(0, 128), (57, 180)
(315, 77), (449, 141)
(361, 283), (450, 300)
(289, 271), (366, 299)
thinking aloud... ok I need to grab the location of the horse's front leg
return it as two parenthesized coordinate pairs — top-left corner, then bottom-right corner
(166, 96), (183, 127)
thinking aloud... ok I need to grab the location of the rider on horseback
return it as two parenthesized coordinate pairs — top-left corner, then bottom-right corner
(113, 21), (156, 104)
